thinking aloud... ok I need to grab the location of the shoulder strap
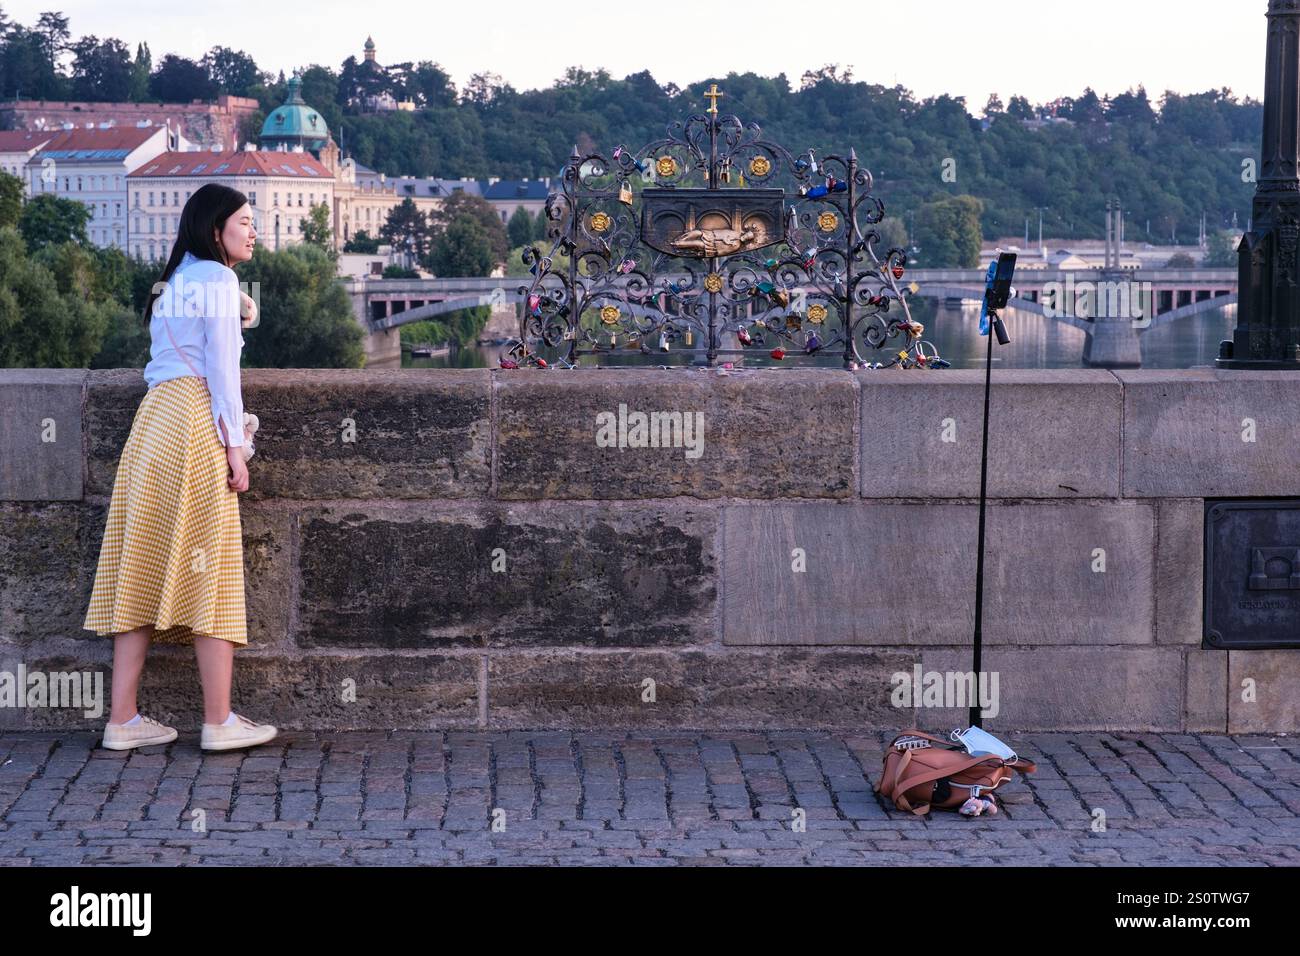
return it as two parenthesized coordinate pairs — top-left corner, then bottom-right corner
(890, 753), (1008, 815)
(158, 301), (206, 381)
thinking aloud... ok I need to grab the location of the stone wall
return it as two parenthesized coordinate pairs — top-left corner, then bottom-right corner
(2, 367), (1298, 733)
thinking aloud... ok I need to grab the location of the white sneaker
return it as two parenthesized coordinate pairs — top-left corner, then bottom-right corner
(200, 712), (278, 751)
(101, 714), (178, 750)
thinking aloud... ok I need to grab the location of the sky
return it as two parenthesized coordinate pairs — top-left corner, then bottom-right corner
(3, 0), (1268, 110)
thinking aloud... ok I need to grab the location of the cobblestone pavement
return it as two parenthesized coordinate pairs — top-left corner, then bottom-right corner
(1, 731), (1298, 866)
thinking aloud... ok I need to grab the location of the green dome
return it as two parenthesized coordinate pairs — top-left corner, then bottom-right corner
(260, 76), (329, 151)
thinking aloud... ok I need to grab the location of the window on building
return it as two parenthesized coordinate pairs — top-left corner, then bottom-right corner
(135, 217), (142, 232)
(77, 176), (82, 191)
(298, 193), (304, 207)
(148, 216), (155, 232)
(273, 192), (279, 206)
(148, 191), (154, 206)
(115, 202), (121, 216)
(249, 191), (257, 206)
(173, 191), (179, 206)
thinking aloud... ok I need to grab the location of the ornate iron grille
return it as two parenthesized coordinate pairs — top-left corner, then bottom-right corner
(505, 85), (949, 370)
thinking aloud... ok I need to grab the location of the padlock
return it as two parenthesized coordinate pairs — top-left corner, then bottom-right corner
(618, 181), (633, 205)
(658, 332), (670, 352)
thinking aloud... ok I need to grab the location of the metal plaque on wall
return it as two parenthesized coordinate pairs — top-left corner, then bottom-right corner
(1204, 499), (1300, 649)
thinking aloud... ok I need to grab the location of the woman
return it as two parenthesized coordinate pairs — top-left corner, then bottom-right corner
(83, 183), (278, 753)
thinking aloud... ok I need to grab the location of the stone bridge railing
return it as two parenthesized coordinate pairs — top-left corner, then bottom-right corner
(1, 367), (1297, 733)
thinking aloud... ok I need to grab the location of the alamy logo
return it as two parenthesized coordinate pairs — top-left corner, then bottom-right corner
(0, 665), (103, 718)
(595, 403), (704, 459)
(890, 665), (1000, 719)
(49, 886), (151, 935)
(1041, 275), (1152, 326)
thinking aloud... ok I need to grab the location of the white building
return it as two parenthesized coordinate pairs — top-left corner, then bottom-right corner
(26, 124), (183, 250)
(127, 147), (335, 259)
(0, 130), (52, 188)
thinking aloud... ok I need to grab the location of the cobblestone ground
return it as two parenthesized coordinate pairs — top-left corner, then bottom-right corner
(1, 731), (1298, 866)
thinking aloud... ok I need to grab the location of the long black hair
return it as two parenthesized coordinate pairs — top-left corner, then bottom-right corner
(144, 182), (249, 324)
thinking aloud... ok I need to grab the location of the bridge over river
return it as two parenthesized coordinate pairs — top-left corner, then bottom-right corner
(345, 268), (1237, 368)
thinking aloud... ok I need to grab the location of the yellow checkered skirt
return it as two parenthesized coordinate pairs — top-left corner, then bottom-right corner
(83, 375), (248, 647)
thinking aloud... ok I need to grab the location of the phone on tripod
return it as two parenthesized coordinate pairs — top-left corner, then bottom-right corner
(982, 252), (1017, 345)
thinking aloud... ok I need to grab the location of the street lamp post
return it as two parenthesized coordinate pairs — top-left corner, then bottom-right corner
(1220, 0), (1300, 368)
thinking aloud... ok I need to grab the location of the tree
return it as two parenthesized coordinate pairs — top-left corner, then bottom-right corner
(1165, 252), (1197, 269)
(914, 195), (984, 267)
(0, 172), (23, 229)
(0, 227), (111, 368)
(343, 230), (381, 254)
(69, 36), (134, 101)
(149, 54), (216, 102)
(1006, 95), (1035, 120)
(1203, 230), (1241, 267)
(19, 194), (91, 250)
(533, 208), (550, 242)
(300, 201), (333, 251)
(379, 198), (432, 262)
(506, 205), (535, 249)
(409, 60), (457, 109)
(204, 46), (261, 97)
(236, 245), (364, 368)
(130, 42), (151, 101)
(428, 216), (493, 277)
(428, 191), (508, 266)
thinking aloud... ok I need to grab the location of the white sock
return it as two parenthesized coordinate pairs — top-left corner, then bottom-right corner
(222, 711), (239, 726)
(122, 713), (142, 726)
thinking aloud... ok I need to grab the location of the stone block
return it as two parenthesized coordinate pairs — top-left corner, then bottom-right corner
(918, 645), (1184, 731)
(294, 502), (717, 649)
(240, 369), (491, 500)
(1117, 369), (1300, 496)
(721, 500), (1154, 646)
(11, 651), (481, 731)
(486, 648), (912, 729)
(1228, 650), (1300, 733)
(856, 368), (1121, 498)
(1155, 498), (1204, 644)
(0, 369), (85, 501)
(495, 369), (857, 499)
(1185, 649), (1227, 733)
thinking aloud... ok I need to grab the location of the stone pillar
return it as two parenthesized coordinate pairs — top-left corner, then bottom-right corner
(1220, 0), (1300, 367)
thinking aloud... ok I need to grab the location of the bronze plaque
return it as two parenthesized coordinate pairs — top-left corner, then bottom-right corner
(639, 187), (785, 258)
(1204, 498), (1300, 649)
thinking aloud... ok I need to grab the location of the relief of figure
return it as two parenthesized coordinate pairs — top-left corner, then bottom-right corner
(671, 225), (757, 257)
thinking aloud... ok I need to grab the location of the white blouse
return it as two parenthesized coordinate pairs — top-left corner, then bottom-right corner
(142, 250), (246, 447)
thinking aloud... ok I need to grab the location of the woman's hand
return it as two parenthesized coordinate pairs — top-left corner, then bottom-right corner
(239, 290), (258, 329)
(226, 445), (249, 493)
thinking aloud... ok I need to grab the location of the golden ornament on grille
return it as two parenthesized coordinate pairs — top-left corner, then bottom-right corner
(807, 304), (828, 324)
(589, 212), (611, 233)
(817, 212), (838, 232)
(748, 156), (772, 177)
(704, 272), (724, 293)
(600, 305), (620, 325)
(656, 156), (677, 177)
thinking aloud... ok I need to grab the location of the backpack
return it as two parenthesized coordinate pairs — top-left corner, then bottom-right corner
(875, 730), (1037, 816)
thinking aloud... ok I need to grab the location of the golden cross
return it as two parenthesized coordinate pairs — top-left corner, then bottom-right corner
(704, 83), (724, 115)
